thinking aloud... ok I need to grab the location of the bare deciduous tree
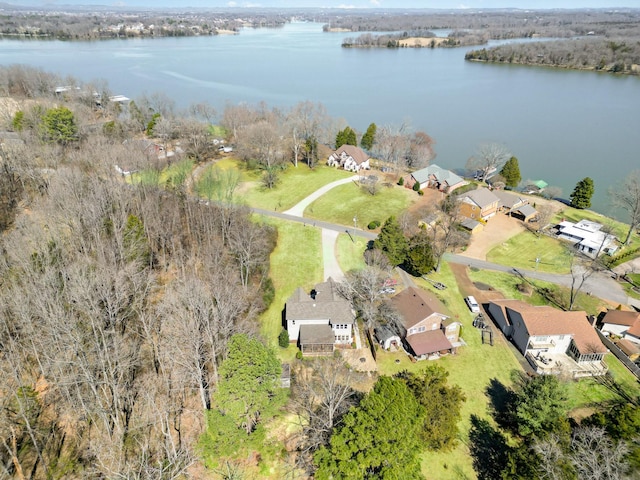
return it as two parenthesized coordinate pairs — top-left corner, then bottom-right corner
(609, 170), (640, 245)
(291, 358), (357, 473)
(466, 142), (511, 182)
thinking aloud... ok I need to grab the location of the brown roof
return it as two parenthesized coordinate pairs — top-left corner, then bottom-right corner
(390, 287), (449, 330)
(491, 299), (606, 355)
(626, 321), (640, 339)
(617, 338), (640, 356)
(406, 329), (452, 356)
(334, 145), (369, 165)
(518, 307), (606, 355)
(286, 278), (354, 325)
(299, 324), (335, 345)
(602, 310), (640, 327)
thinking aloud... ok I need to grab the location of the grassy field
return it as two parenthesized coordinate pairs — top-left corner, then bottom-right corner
(335, 233), (369, 274)
(238, 164), (353, 211)
(305, 182), (416, 227)
(467, 269), (610, 315)
(256, 216), (323, 349)
(375, 262), (524, 479)
(486, 229), (573, 274)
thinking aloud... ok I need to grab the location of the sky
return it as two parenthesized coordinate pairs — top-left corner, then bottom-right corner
(15, 1), (640, 9)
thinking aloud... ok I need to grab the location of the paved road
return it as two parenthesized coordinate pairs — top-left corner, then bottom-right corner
(188, 165), (640, 308)
(251, 207), (377, 241)
(444, 253), (640, 308)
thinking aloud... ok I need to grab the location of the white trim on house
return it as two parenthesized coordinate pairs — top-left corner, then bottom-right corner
(556, 220), (618, 258)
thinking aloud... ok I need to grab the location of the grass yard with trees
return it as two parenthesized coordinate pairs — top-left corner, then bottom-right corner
(304, 181), (416, 227)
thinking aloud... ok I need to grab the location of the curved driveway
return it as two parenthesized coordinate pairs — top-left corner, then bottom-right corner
(283, 175), (359, 217)
(272, 174), (365, 281)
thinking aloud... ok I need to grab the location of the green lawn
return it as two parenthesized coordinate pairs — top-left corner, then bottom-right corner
(565, 354), (640, 411)
(131, 158), (195, 188)
(238, 164), (353, 211)
(377, 262), (524, 480)
(486, 230), (573, 274)
(467, 269), (610, 315)
(305, 182), (416, 227)
(335, 233), (369, 274)
(256, 216), (323, 349)
(553, 206), (639, 247)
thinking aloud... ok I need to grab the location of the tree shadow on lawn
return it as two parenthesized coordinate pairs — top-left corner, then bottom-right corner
(468, 414), (510, 480)
(485, 377), (518, 432)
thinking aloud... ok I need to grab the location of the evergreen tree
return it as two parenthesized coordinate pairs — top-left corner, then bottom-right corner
(500, 156), (522, 189)
(40, 106), (78, 145)
(512, 373), (568, 438)
(404, 230), (436, 277)
(314, 376), (425, 480)
(396, 366), (466, 451)
(570, 177), (595, 209)
(216, 334), (285, 435)
(373, 216), (408, 266)
(335, 126), (357, 148)
(360, 122), (377, 150)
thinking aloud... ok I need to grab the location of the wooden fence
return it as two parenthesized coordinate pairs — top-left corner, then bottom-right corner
(596, 330), (640, 379)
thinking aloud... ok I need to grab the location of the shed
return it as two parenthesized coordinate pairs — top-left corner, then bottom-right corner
(374, 326), (402, 350)
(616, 338), (640, 362)
(461, 218), (483, 233)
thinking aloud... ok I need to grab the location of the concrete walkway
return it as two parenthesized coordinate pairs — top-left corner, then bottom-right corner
(322, 229), (344, 282)
(283, 175), (358, 217)
(281, 175), (359, 282)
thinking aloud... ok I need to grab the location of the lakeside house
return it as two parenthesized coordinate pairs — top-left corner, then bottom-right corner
(493, 190), (538, 222)
(599, 310), (640, 345)
(284, 278), (354, 356)
(327, 145), (370, 172)
(388, 287), (462, 360)
(487, 299), (607, 377)
(554, 219), (618, 258)
(458, 187), (500, 222)
(522, 179), (548, 194)
(406, 164), (465, 193)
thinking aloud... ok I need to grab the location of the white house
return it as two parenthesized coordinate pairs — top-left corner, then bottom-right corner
(327, 145), (370, 172)
(285, 278), (354, 355)
(555, 219), (618, 258)
(600, 310), (640, 344)
(488, 299), (607, 377)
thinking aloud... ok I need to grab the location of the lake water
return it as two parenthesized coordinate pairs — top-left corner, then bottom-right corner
(1, 22), (639, 217)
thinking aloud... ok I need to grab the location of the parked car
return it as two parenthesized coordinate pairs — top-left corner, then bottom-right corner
(465, 295), (480, 313)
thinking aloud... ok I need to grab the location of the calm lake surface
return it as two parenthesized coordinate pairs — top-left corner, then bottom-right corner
(2, 22), (639, 217)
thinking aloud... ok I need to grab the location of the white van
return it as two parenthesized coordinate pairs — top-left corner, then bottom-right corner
(465, 296), (480, 313)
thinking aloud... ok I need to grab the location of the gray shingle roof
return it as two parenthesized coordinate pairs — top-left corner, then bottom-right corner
(299, 324), (335, 344)
(286, 278), (354, 325)
(463, 188), (500, 209)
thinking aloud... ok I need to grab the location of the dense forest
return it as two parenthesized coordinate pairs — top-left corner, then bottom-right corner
(319, 9), (640, 38)
(0, 66), (279, 478)
(466, 37), (640, 75)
